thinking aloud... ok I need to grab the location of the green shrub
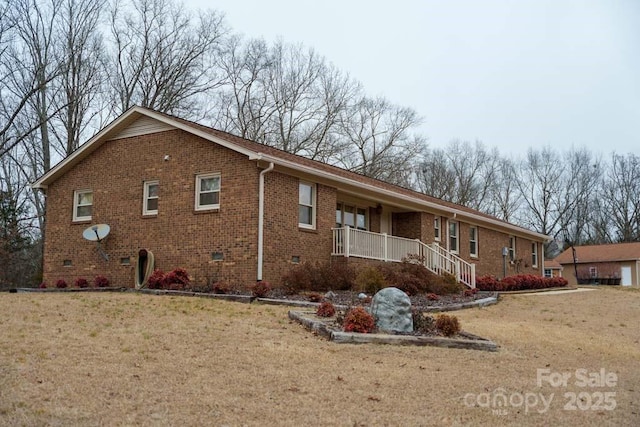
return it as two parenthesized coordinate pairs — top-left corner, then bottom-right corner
(343, 307), (375, 333)
(435, 314), (461, 337)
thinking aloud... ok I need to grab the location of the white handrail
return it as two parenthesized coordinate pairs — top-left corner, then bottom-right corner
(332, 227), (476, 288)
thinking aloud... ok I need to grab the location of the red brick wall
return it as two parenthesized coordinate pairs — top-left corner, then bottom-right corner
(261, 172), (336, 283)
(42, 127), (545, 290)
(43, 129), (263, 288)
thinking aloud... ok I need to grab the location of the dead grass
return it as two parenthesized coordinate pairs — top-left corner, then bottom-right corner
(0, 287), (638, 426)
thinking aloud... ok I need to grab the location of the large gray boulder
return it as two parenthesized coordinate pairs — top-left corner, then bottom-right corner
(370, 287), (413, 333)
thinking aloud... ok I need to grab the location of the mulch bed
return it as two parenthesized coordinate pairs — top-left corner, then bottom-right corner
(268, 289), (495, 312)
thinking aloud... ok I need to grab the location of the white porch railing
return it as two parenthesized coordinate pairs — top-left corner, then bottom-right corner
(332, 227), (476, 288)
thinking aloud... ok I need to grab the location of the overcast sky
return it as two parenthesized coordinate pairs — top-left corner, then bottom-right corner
(185, 0), (639, 157)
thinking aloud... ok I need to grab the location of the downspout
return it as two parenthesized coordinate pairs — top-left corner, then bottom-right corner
(257, 162), (274, 281)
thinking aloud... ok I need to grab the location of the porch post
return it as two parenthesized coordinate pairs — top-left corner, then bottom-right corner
(344, 226), (350, 258)
(383, 233), (388, 262)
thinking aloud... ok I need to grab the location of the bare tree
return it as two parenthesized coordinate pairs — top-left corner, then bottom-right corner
(417, 139), (499, 210)
(337, 96), (426, 186)
(109, 0), (227, 116)
(516, 146), (599, 243)
(212, 38), (357, 162)
(602, 153), (640, 242)
(487, 157), (521, 221)
(50, 0), (107, 156)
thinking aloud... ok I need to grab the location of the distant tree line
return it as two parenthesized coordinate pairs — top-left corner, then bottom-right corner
(0, 0), (637, 286)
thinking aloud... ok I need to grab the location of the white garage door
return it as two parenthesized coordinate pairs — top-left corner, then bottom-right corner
(621, 266), (632, 286)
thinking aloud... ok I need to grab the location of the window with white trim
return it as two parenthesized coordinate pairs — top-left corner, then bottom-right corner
(509, 236), (516, 261)
(531, 242), (538, 267)
(434, 217), (440, 241)
(298, 182), (315, 229)
(143, 181), (159, 215)
(449, 220), (459, 253)
(195, 173), (220, 211)
(589, 267), (597, 278)
(73, 189), (93, 222)
(335, 202), (367, 230)
(544, 268), (552, 278)
(469, 226), (478, 258)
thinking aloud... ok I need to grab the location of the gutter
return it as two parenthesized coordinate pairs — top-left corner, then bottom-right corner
(257, 161), (274, 281)
(252, 153), (552, 242)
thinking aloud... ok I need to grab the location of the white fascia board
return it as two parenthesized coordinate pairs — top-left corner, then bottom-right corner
(256, 152), (551, 242)
(32, 107), (260, 189)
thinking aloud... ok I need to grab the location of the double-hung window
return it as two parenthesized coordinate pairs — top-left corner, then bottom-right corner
(531, 242), (538, 267)
(73, 189), (93, 222)
(195, 173), (220, 211)
(469, 226), (478, 258)
(434, 217), (440, 241)
(298, 182), (315, 229)
(143, 181), (159, 215)
(509, 236), (516, 261)
(449, 221), (459, 253)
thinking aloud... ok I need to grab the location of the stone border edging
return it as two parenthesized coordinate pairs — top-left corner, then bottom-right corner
(288, 310), (499, 352)
(496, 286), (578, 295)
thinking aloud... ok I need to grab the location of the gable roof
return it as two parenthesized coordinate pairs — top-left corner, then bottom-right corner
(555, 242), (640, 264)
(543, 259), (563, 269)
(33, 106), (550, 241)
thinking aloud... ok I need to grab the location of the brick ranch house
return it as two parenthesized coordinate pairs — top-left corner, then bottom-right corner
(33, 106), (550, 290)
(555, 242), (640, 287)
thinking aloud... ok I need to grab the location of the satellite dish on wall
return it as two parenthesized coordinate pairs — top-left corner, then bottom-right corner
(82, 224), (110, 261)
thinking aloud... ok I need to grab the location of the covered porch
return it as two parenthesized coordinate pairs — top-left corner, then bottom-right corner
(331, 226), (476, 288)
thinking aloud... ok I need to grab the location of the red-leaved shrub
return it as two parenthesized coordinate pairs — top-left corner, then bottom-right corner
(212, 281), (230, 294)
(426, 293), (440, 301)
(343, 307), (375, 333)
(475, 274), (568, 292)
(316, 301), (336, 317)
(55, 279), (68, 289)
(163, 268), (190, 290)
(251, 281), (272, 298)
(39, 282), (47, 289)
(94, 275), (109, 288)
(75, 278), (89, 288)
(147, 269), (164, 289)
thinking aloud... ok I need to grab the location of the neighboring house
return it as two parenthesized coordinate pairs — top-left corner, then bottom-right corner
(33, 107), (550, 289)
(555, 243), (640, 287)
(543, 259), (563, 279)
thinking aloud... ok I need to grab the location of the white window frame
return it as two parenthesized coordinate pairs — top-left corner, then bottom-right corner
(531, 242), (538, 267)
(509, 236), (516, 261)
(298, 181), (316, 229)
(469, 226), (478, 258)
(143, 180), (159, 216)
(434, 217), (441, 241)
(73, 189), (93, 222)
(589, 267), (598, 278)
(195, 173), (221, 211)
(336, 202), (367, 231)
(448, 220), (459, 254)
(544, 268), (552, 278)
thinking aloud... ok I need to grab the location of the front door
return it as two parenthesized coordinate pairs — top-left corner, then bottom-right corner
(621, 266), (632, 286)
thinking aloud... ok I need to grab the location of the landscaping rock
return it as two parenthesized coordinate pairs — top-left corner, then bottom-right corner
(370, 287), (413, 333)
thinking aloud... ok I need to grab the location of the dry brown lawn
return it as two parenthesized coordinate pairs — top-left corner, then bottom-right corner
(1, 287), (638, 426)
